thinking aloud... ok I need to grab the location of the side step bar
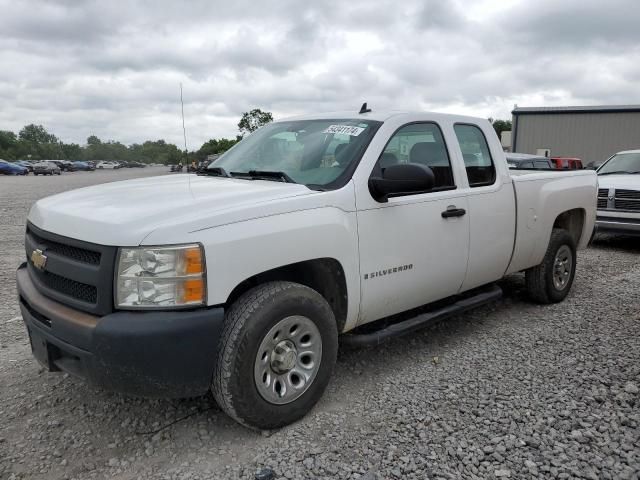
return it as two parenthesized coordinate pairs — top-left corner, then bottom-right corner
(341, 285), (503, 347)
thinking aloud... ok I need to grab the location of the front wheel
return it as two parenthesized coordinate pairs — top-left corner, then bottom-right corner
(525, 228), (576, 303)
(212, 281), (338, 430)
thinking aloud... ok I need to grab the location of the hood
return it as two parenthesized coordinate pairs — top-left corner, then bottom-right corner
(28, 174), (316, 245)
(597, 174), (640, 190)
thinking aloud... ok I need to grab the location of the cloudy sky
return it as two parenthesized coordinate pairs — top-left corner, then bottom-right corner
(1, 0), (638, 148)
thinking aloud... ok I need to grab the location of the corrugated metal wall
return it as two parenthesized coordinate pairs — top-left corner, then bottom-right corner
(512, 112), (640, 165)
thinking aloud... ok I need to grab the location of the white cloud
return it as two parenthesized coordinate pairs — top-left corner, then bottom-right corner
(0, 0), (638, 148)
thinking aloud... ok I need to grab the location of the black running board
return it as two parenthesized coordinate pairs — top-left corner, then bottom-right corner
(341, 285), (502, 347)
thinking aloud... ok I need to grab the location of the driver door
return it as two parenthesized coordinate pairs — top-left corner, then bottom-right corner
(356, 122), (470, 324)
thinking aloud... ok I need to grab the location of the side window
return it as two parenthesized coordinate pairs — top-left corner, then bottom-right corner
(534, 160), (549, 169)
(453, 124), (496, 187)
(377, 122), (455, 189)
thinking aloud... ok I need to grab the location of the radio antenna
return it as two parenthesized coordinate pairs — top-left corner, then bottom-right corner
(180, 83), (188, 154)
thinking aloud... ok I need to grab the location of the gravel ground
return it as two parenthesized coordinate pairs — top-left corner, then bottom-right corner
(1, 169), (639, 480)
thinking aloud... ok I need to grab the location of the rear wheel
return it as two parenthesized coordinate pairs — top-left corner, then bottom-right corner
(212, 281), (338, 430)
(525, 228), (576, 303)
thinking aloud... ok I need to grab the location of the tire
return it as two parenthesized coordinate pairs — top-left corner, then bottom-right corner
(212, 281), (338, 430)
(525, 228), (576, 304)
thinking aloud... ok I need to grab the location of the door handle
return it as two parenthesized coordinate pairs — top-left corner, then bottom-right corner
(441, 206), (466, 218)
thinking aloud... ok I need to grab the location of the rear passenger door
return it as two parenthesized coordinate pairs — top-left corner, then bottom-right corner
(453, 123), (516, 292)
(356, 122), (470, 324)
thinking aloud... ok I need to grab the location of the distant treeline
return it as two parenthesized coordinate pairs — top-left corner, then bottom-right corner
(0, 124), (240, 164)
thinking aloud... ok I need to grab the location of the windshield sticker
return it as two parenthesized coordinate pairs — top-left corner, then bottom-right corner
(323, 125), (366, 136)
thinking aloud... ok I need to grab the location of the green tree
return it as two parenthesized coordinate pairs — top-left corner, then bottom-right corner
(489, 118), (512, 138)
(61, 143), (82, 160)
(19, 124), (58, 144)
(195, 137), (239, 161)
(0, 130), (17, 150)
(0, 130), (18, 160)
(87, 135), (101, 145)
(238, 109), (273, 136)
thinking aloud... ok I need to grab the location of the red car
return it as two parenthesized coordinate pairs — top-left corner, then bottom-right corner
(550, 157), (584, 169)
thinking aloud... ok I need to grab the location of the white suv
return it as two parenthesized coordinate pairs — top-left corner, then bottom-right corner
(595, 150), (640, 235)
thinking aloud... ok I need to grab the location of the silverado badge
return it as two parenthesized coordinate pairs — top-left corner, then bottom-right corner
(31, 249), (47, 271)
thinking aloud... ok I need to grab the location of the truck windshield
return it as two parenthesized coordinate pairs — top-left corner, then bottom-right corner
(598, 152), (640, 175)
(209, 119), (381, 189)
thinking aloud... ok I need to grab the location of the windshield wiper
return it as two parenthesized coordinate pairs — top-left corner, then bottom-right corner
(230, 170), (296, 183)
(199, 167), (231, 177)
(598, 170), (640, 175)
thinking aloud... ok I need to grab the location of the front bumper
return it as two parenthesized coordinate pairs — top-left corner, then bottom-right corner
(596, 215), (640, 236)
(17, 263), (224, 397)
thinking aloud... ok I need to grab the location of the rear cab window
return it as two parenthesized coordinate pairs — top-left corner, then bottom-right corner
(453, 124), (496, 187)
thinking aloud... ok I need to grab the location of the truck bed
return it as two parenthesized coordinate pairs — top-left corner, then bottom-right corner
(506, 169), (597, 274)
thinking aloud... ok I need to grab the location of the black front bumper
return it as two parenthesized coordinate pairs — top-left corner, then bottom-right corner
(17, 264), (224, 397)
(595, 215), (640, 236)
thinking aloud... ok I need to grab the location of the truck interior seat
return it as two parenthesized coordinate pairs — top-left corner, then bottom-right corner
(380, 152), (398, 169)
(463, 153), (495, 185)
(409, 142), (454, 188)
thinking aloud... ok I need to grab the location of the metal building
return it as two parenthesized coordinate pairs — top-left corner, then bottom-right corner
(511, 105), (640, 166)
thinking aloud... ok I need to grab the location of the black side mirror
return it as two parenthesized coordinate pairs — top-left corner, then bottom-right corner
(368, 163), (435, 202)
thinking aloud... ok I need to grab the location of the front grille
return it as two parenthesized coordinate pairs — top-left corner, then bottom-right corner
(614, 189), (640, 211)
(38, 270), (97, 304)
(597, 188), (609, 210)
(25, 222), (117, 315)
(615, 189), (640, 199)
(28, 227), (101, 265)
(614, 200), (640, 211)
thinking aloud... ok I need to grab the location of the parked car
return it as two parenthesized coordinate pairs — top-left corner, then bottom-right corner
(33, 161), (61, 175)
(196, 158), (215, 173)
(550, 157), (583, 170)
(73, 161), (95, 171)
(587, 159), (608, 170)
(506, 153), (554, 169)
(47, 160), (76, 172)
(16, 160), (34, 173)
(595, 149), (640, 236)
(96, 161), (119, 169)
(17, 110), (596, 430)
(0, 159), (28, 175)
(169, 163), (184, 172)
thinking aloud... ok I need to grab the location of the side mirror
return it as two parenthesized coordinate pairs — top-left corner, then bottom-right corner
(368, 163), (435, 202)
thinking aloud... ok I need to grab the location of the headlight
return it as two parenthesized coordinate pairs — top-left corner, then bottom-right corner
(116, 244), (206, 309)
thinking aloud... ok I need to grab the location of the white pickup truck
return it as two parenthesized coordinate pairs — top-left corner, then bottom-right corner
(17, 108), (597, 429)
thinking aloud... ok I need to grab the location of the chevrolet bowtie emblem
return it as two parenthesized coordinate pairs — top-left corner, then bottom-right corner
(31, 249), (48, 271)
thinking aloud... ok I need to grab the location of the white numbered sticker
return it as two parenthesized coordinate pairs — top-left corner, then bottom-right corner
(323, 125), (365, 136)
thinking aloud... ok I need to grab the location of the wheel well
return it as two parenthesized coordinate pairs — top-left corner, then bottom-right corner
(553, 208), (585, 246)
(225, 258), (348, 332)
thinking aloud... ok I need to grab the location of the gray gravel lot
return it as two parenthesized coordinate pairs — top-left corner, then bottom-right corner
(1, 168), (639, 480)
